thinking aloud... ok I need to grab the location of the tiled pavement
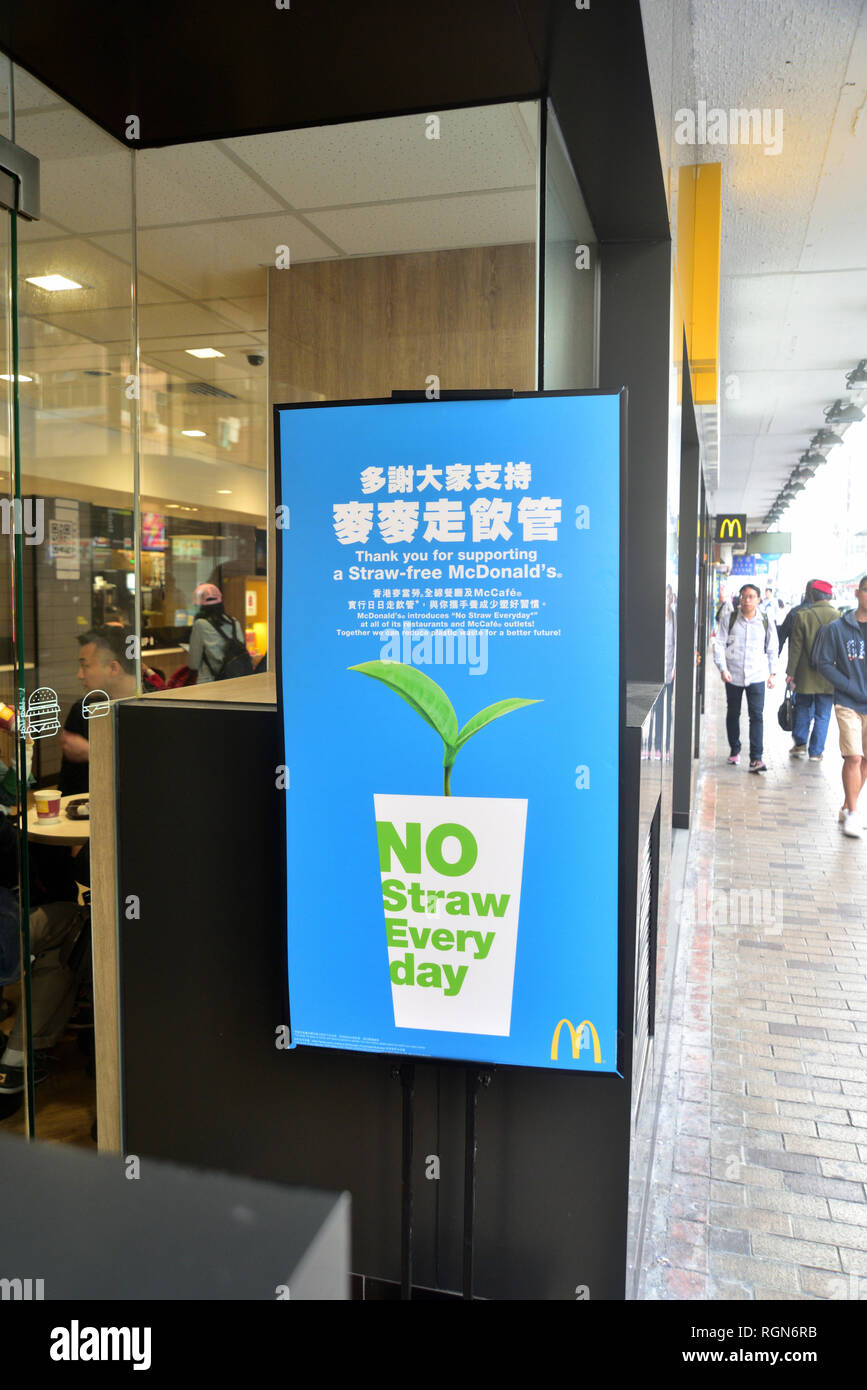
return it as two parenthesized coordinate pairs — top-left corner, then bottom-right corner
(638, 674), (867, 1300)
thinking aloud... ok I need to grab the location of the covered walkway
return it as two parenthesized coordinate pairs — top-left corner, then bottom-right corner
(639, 674), (867, 1300)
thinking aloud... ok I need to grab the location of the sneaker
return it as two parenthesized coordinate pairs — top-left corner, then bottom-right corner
(808, 754), (823, 762)
(790, 744), (807, 757)
(842, 811), (863, 839)
(749, 760), (768, 773)
(0, 1053), (51, 1094)
(727, 754), (740, 765)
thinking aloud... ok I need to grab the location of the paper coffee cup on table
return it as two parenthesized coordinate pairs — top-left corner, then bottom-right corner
(34, 789), (61, 821)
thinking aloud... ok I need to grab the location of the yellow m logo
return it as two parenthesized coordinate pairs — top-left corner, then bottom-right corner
(550, 1018), (602, 1063)
(719, 517), (742, 539)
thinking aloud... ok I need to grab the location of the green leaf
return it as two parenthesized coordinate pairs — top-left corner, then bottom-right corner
(348, 661), (459, 747)
(454, 697), (542, 756)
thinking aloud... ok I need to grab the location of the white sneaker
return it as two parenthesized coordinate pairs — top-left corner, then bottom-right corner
(843, 811), (863, 839)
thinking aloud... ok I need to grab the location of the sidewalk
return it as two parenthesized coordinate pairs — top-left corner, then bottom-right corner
(639, 672), (867, 1300)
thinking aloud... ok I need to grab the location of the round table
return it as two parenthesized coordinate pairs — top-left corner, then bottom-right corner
(26, 794), (91, 846)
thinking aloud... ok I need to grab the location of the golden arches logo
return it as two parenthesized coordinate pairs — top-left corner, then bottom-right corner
(719, 517), (742, 539)
(550, 1018), (602, 1063)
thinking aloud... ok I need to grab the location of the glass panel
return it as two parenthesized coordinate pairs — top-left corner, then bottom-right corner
(136, 101), (539, 678)
(133, 143), (270, 682)
(543, 102), (598, 389)
(2, 61), (136, 1143)
(0, 54), (36, 1135)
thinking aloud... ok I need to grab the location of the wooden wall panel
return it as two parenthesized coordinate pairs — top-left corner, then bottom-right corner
(268, 241), (536, 652)
(269, 244), (535, 403)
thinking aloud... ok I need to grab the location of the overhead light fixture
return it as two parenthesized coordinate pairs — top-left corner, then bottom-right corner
(216, 489), (232, 495)
(26, 273), (82, 291)
(825, 399), (864, 425)
(798, 449), (825, 473)
(185, 348), (224, 359)
(811, 428), (843, 451)
(0, 373), (33, 383)
(845, 360), (867, 392)
(181, 429), (207, 437)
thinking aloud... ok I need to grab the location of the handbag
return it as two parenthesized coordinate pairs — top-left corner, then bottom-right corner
(777, 687), (795, 732)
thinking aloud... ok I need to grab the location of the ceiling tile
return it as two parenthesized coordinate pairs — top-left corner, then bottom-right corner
(222, 102), (537, 208)
(305, 189), (536, 257)
(135, 145), (284, 225)
(131, 215), (334, 298)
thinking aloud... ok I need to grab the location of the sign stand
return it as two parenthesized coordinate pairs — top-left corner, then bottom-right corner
(396, 1062), (415, 1300)
(462, 1066), (491, 1299)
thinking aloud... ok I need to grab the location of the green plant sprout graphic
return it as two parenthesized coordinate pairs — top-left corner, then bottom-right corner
(348, 660), (541, 795)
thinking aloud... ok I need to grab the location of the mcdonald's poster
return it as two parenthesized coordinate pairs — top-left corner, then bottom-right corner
(276, 391), (623, 1073)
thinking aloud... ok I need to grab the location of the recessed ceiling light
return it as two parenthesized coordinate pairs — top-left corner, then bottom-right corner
(185, 348), (224, 359)
(181, 429), (207, 437)
(167, 504), (179, 508)
(26, 274), (82, 291)
(0, 373), (33, 382)
(217, 489), (232, 495)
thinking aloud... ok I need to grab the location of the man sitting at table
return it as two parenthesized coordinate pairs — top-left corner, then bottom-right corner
(0, 818), (86, 1097)
(60, 626), (157, 795)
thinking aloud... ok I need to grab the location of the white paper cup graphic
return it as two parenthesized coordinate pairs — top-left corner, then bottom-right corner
(374, 793), (527, 1036)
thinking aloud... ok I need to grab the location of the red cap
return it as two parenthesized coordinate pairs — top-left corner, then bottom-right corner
(194, 583), (223, 606)
(812, 580), (832, 595)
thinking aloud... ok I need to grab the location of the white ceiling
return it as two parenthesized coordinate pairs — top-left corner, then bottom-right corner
(644, 0), (867, 525)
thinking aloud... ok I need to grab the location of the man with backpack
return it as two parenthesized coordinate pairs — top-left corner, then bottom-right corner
(713, 582), (778, 772)
(785, 579), (839, 760)
(188, 583), (253, 683)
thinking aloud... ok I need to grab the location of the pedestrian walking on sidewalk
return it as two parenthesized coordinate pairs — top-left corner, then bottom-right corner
(776, 581), (813, 654)
(713, 582), (778, 772)
(786, 579), (839, 760)
(814, 575), (867, 839)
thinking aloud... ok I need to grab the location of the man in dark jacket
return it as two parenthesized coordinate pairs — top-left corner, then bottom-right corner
(786, 580), (839, 759)
(776, 581), (814, 653)
(815, 576), (867, 838)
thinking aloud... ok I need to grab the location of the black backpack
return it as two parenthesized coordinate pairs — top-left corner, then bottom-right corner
(201, 614), (253, 681)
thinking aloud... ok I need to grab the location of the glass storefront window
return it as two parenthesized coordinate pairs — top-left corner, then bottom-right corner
(1, 79), (541, 1145)
(136, 102), (540, 673)
(543, 102), (598, 389)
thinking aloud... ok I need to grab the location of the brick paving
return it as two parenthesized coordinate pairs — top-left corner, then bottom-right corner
(638, 673), (867, 1300)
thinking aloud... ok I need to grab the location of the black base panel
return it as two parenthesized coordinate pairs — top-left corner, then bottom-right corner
(116, 701), (632, 1300)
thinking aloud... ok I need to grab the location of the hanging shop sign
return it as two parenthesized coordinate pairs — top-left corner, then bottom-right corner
(714, 514), (746, 541)
(275, 391), (624, 1072)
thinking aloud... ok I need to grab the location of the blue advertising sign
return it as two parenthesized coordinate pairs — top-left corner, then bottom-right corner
(276, 392), (623, 1072)
(731, 555), (770, 576)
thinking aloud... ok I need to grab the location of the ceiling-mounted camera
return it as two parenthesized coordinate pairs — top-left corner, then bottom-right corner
(247, 353), (265, 367)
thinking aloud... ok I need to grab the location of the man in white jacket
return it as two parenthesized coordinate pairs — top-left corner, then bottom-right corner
(713, 582), (778, 772)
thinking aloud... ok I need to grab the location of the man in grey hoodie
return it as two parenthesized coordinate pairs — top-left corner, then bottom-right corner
(815, 575), (867, 839)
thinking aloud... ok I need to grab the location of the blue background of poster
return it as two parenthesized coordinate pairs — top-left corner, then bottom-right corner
(277, 393), (621, 1072)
